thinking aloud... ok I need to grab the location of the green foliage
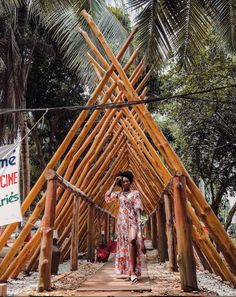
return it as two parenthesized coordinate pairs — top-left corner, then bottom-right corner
(229, 225), (236, 238)
(108, 6), (131, 33)
(0, 0), (129, 142)
(151, 34), (236, 217)
(127, 0), (236, 67)
(26, 44), (87, 185)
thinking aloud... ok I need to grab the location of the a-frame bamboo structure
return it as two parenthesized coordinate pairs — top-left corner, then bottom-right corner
(0, 10), (236, 289)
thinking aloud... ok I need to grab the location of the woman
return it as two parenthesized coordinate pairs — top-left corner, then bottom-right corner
(105, 171), (143, 283)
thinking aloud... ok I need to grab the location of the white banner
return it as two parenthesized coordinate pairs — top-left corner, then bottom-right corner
(0, 143), (23, 226)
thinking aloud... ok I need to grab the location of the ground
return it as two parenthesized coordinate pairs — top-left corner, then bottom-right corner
(7, 252), (236, 296)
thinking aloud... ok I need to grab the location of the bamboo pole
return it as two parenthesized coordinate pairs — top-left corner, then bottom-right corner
(146, 218), (151, 240)
(188, 205), (236, 285)
(70, 196), (80, 271)
(173, 175), (198, 292)
(193, 240), (212, 273)
(151, 212), (158, 249)
(5, 231), (41, 279)
(38, 171), (57, 292)
(25, 243), (41, 273)
(105, 214), (110, 245)
(95, 209), (101, 247)
(0, 283), (7, 297)
(156, 203), (168, 262)
(87, 204), (95, 262)
(164, 193), (177, 272)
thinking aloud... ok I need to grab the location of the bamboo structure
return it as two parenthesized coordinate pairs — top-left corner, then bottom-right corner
(0, 9), (236, 292)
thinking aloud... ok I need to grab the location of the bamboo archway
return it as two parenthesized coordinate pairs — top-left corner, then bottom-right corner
(0, 10), (236, 289)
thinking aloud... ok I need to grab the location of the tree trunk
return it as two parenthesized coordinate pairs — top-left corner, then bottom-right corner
(211, 186), (227, 216)
(225, 202), (236, 231)
(20, 112), (31, 199)
(30, 121), (46, 170)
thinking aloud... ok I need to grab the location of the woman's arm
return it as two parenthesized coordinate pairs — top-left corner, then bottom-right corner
(105, 176), (122, 203)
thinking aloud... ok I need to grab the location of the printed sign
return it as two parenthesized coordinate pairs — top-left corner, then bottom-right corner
(0, 144), (22, 226)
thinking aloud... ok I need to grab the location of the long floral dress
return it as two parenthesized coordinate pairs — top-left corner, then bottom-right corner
(105, 190), (143, 276)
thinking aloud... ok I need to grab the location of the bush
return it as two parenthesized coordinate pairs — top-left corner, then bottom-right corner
(228, 224), (236, 237)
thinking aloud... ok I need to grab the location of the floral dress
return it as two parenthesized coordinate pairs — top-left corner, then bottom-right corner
(105, 190), (143, 276)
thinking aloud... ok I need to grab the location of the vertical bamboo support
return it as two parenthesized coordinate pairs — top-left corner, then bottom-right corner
(112, 217), (116, 240)
(38, 171), (57, 292)
(156, 201), (168, 262)
(0, 283), (7, 297)
(96, 209), (101, 247)
(146, 218), (151, 240)
(164, 193), (178, 272)
(151, 212), (158, 249)
(70, 195), (80, 271)
(87, 204), (95, 262)
(173, 175), (198, 292)
(104, 213), (110, 245)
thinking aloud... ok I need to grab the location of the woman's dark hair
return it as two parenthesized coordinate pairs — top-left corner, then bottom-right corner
(116, 171), (134, 187)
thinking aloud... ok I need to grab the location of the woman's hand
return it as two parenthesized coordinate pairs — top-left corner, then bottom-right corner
(115, 176), (122, 185)
(106, 176), (122, 197)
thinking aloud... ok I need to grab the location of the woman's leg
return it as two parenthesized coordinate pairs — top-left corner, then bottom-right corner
(129, 225), (137, 275)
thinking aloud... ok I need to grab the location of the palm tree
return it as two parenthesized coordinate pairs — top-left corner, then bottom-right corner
(126, 0), (236, 67)
(0, 0), (128, 197)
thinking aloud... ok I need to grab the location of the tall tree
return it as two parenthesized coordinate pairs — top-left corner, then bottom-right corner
(0, 0), (128, 197)
(155, 35), (236, 222)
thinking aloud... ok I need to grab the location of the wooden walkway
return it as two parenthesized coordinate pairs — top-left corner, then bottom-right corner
(76, 256), (152, 296)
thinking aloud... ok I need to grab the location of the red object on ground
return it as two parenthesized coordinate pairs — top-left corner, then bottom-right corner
(97, 246), (110, 262)
(108, 240), (117, 253)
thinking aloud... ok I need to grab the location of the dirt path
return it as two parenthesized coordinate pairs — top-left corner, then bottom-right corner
(7, 254), (236, 296)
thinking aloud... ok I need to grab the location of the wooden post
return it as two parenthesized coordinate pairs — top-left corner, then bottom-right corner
(38, 171), (57, 292)
(0, 283), (7, 297)
(87, 204), (95, 262)
(146, 217), (151, 240)
(112, 217), (116, 240)
(173, 175), (198, 292)
(164, 193), (178, 272)
(156, 201), (168, 262)
(104, 213), (110, 245)
(94, 209), (100, 248)
(70, 195), (80, 271)
(151, 212), (158, 249)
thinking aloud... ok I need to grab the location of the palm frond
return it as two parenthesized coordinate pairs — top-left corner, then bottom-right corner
(207, 0), (236, 54)
(40, 0), (128, 87)
(170, 0), (212, 68)
(128, 0), (212, 68)
(128, 0), (174, 65)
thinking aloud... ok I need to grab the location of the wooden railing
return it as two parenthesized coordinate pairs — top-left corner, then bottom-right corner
(38, 169), (114, 292)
